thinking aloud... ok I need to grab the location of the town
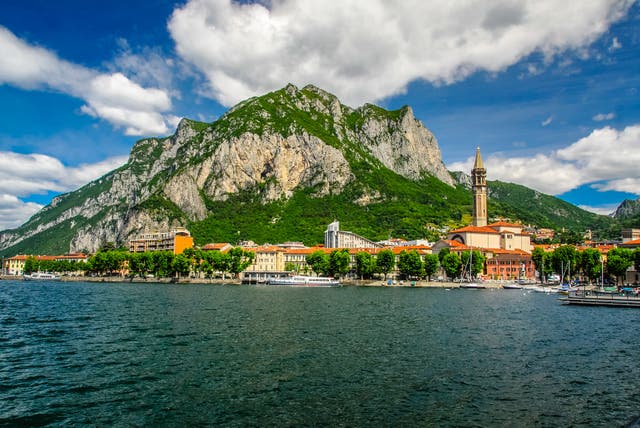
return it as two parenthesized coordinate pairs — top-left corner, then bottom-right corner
(3, 149), (640, 286)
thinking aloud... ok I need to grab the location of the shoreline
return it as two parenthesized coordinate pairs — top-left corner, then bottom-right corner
(1, 274), (546, 289)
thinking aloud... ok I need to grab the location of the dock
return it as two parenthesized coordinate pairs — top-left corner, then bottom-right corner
(561, 290), (640, 308)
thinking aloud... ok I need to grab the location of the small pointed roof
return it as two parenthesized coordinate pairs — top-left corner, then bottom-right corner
(473, 146), (484, 169)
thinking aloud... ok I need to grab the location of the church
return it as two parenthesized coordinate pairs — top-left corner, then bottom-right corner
(432, 148), (535, 280)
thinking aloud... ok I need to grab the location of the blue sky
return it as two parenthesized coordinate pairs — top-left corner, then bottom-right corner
(1, 0), (639, 230)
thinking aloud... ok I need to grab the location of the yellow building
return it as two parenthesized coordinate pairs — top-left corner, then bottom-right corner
(244, 245), (285, 272)
(128, 227), (194, 255)
(2, 253), (88, 275)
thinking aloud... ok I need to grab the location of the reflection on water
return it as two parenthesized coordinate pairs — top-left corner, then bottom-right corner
(1, 281), (639, 426)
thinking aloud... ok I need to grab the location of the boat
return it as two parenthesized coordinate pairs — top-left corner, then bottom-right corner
(561, 289), (640, 307)
(502, 282), (523, 290)
(266, 275), (340, 287)
(459, 282), (486, 289)
(23, 272), (60, 281)
(458, 248), (485, 289)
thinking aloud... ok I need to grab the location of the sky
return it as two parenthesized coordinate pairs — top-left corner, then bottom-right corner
(1, 0), (639, 230)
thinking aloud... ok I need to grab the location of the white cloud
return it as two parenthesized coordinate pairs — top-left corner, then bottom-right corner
(592, 112), (615, 121)
(0, 151), (128, 197)
(578, 204), (618, 216)
(0, 152), (127, 230)
(541, 116), (553, 126)
(0, 26), (173, 136)
(0, 194), (42, 230)
(168, 0), (633, 106)
(448, 125), (640, 197)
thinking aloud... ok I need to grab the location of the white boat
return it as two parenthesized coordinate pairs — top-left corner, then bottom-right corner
(266, 275), (340, 287)
(459, 282), (486, 289)
(502, 282), (523, 290)
(23, 272), (60, 281)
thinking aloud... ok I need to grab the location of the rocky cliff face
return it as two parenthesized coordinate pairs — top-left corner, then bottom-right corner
(612, 198), (640, 219)
(0, 84), (456, 255)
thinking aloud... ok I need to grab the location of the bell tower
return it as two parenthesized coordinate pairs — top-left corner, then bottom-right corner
(471, 147), (487, 227)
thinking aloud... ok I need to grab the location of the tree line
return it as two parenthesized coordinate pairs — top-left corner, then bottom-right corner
(22, 247), (255, 279)
(303, 248), (485, 281)
(532, 245), (640, 285)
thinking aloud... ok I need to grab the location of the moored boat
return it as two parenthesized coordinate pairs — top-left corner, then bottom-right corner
(502, 282), (523, 290)
(266, 275), (340, 287)
(23, 272), (60, 281)
(459, 282), (486, 289)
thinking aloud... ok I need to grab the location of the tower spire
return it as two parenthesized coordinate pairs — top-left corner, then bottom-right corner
(471, 147), (487, 227)
(473, 146), (484, 169)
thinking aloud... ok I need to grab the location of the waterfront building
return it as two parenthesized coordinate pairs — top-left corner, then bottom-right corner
(447, 221), (533, 253)
(244, 245), (285, 273)
(324, 221), (382, 249)
(128, 227), (194, 255)
(2, 253), (89, 276)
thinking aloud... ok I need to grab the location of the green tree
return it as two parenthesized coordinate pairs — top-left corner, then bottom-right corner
(531, 247), (546, 283)
(423, 254), (439, 281)
(306, 250), (329, 276)
(551, 245), (577, 282)
(634, 248), (640, 274)
(438, 247), (450, 264)
(606, 247), (633, 285)
(542, 252), (554, 281)
(23, 256), (38, 274)
(579, 248), (602, 284)
(172, 253), (192, 278)
(228, 247), (255, 278)
(376, 249), (395, 279)
(460, 250), (484, 278)
(354, 251), (376, 279)
(329, 249), (351, 278)
(152, 251), (174, 278)
(441, 252), (462, 280)
(215, 252), (232, 280)
(397, 250), (423, 279)
(127, 252), (144, 277)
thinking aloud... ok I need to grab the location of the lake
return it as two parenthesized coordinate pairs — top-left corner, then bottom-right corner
(1, 280), (639, 426)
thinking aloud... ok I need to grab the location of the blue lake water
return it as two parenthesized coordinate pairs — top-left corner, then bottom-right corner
(1, 280), (639, 427)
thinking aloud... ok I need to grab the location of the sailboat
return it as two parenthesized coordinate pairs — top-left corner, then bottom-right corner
(459, 248), (486, 289)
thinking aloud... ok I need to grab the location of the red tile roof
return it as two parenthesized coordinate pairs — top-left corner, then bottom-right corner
(450, 225), (499, 234)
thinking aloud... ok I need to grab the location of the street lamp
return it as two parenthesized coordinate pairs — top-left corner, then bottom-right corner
(601, 257), (604, 291)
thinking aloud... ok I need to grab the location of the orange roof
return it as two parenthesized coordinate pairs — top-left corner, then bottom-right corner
(202, 243), (231, 250)
(6, 254), (57, 261)
(246, 245), (284, 253)
(621, 239), (640, 246)
(450, 225), (499, 234)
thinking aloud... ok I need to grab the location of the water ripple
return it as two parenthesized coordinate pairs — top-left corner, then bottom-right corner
(1, 281), (639, 426)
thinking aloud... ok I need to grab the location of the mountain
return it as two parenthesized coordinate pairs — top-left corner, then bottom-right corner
(0, 84), (613, 256)
(611, 198), (640, 229)
(612, 198), (640, 220)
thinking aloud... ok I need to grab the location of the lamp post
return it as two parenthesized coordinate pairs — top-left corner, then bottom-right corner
(601, 257), (604, 291)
